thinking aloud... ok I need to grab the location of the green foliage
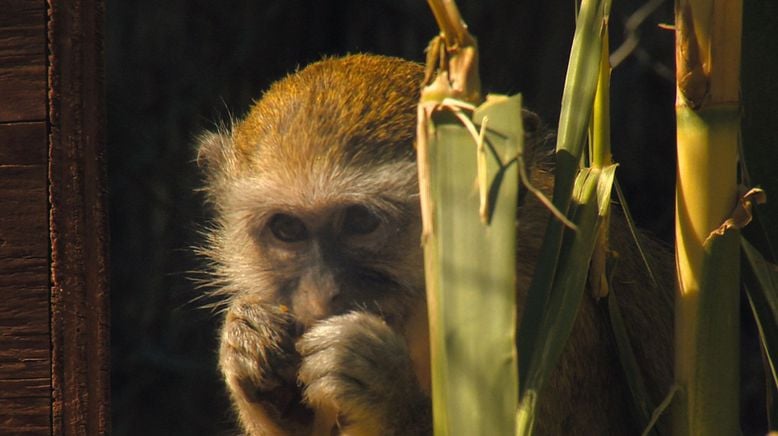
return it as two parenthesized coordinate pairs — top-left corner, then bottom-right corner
(516, 165), (616, 435)
(742, 238), (778, 429)
(515, 1), (613, 433)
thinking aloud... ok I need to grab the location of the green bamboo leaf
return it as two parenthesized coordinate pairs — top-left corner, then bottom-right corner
(614, 180), (659, 288)
(553, 0), (613, 198)
(423, 94), (523, 436)
(607, 287), (662, 435)
(531, 165), (616, 383)
(643, 385), (679, 436)
(741, 2), (778, 429)
(517, 164), (617, 436)
(742, 238), (778, 390)
(518, 0), (613, 390)
(742, 237), (778, 430)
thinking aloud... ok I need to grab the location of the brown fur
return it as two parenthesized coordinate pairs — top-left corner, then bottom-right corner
(198, 54), (673, 435)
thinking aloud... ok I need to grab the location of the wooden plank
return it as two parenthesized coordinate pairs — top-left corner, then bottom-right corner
(0, 122), (50, 433)
(0, 122), (47, 163)
(48, 0), (110, 434)
(0, 334), (49, 378)
(0, 1), (46, 122)
(0, 398), (52, 433)
(0, 378), (50, 399)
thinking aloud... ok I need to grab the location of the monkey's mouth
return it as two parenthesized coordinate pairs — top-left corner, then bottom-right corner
(292, 320), (308, 339)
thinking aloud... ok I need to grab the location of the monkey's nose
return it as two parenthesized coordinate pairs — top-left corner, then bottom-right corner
(290, 277), (342, 329)
(306, 293), (333, 321)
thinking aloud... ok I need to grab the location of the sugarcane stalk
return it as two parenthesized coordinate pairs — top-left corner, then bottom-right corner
(672, 1), (743, 434)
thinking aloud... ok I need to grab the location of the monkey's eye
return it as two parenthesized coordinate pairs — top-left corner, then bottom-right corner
(268, 213), (309, 243)
(342, 205), (381, 235)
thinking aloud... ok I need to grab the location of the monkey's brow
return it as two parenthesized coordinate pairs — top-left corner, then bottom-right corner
(254, 196), (414, 222)
(227, 161), (419, 214)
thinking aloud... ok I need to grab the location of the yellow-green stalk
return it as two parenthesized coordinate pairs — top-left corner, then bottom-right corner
(588, 20), (613, 299)
(593, 23), (668, 435)
(673, 0), (743, 434)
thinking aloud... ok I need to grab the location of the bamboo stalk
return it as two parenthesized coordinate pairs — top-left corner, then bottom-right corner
(588, 20), (612, 300)
(673, 0), (743, 434)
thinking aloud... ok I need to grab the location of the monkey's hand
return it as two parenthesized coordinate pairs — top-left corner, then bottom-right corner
(297, 312), (431, 436)
(219, 296), (311, 436)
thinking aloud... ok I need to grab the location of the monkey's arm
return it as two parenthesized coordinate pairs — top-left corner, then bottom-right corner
(297, 312), (431, 436)
(219, 295), (310, 436)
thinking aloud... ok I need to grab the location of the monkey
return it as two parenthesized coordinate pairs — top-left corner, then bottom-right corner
(197, 54), (674, 435)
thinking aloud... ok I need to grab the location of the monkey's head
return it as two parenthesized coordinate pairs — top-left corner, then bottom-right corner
(199, 55), (426, 335)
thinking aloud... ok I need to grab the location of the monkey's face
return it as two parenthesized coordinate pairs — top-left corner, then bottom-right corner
(208, 136), (425, 341)
(244, 180), (424, 333)
(200, 55), (428, 341)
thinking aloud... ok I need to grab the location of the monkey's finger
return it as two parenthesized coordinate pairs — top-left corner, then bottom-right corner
(297, 312), (417, 402)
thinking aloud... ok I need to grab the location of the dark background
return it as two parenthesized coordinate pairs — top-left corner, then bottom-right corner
(105, 1), (770, 434)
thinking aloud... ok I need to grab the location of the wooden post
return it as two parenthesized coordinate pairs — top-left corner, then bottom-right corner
(0, 0), (109, 434)
(49, 0), (110, 434)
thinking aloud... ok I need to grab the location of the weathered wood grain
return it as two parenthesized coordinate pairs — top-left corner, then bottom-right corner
(0, 398), (51, 433)
(0, 1), (46, 122)
(0, 121), (50, 434)
(48, 0), (110, 434)
(0, 122), (47, 164)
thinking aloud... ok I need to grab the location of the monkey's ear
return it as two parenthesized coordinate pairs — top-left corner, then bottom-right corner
(196, 130), (236, 178)
(521, 109), (541, 137)
(521, 108), (544, 170)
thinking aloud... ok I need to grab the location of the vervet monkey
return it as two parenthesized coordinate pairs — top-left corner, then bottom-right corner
(198, 54), (674, 435)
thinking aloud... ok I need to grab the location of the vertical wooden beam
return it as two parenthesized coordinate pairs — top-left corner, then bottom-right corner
(48, 0), (110, 434)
